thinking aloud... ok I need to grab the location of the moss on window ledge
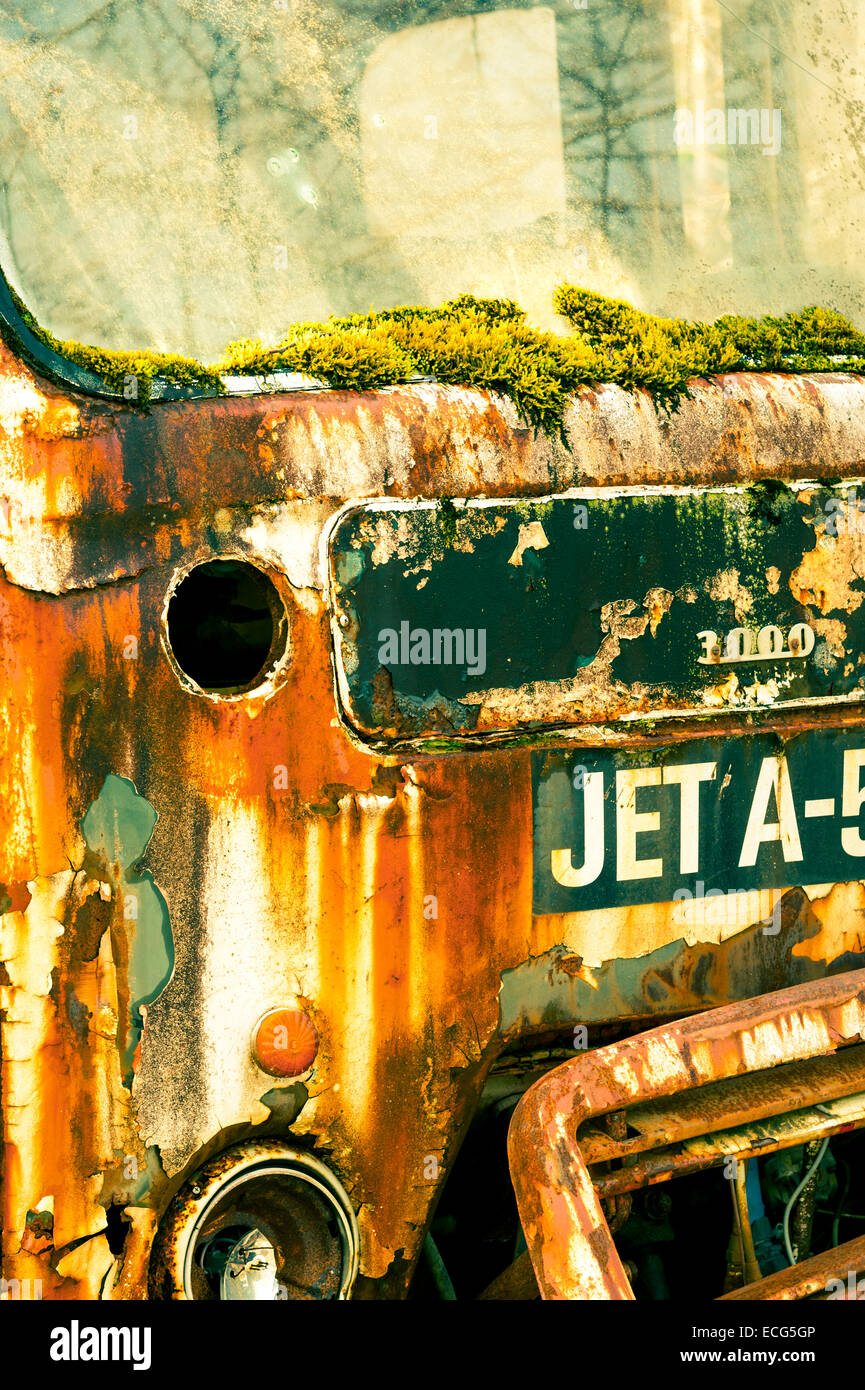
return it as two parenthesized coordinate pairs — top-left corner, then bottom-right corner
(4, 281), (225, 403)
(5, 281), (865, 436)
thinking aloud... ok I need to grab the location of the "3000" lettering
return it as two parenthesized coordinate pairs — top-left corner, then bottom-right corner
(697, 623), (815, 665)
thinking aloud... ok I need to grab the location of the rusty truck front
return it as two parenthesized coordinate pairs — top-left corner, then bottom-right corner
(2, 0), (865, 1306)
(3, 313), (865, 1300)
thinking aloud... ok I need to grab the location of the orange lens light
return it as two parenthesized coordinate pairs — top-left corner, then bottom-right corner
(253, 1008), (318, 1078)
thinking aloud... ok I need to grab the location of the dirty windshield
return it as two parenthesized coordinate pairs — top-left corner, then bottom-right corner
(0, 2), (861, 355)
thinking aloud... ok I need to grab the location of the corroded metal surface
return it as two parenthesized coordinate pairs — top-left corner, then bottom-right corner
(328, 485), (865, 740)
(4, 335), (865, 1298)
(718, 1233), (865, 1302)
(507, 969), (865, 1300)
(582, 1044), (865, 1163)
(589, 1086), (865, 1196)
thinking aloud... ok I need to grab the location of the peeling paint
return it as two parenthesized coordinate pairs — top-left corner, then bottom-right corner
(329, 483), (865, 741)
(5, 336), (865, 1298)
(707, 567), (754, 623)
(81, 775), (173, 1085)
(508, 521), (550, 567)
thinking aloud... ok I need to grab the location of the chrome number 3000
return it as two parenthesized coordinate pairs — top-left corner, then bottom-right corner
(697, 622), (815, 666)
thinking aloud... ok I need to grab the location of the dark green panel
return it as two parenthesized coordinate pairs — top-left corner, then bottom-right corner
(328, 484), (865, 739)
(533, 728), (865, 915)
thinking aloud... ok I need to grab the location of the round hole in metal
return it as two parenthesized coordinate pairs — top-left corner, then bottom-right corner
(165, 559), (286, 694)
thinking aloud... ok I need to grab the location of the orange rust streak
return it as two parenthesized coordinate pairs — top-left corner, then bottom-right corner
(7, 346), (865, 1299)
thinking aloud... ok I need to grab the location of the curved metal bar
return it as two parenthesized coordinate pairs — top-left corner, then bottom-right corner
(0, 266), (217, 402)
(0, 265), (436, 404)
(507, 968), (865, 1300)
(0, 265), (340, 403)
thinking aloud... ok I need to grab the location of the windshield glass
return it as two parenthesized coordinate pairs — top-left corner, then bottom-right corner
(0, 0), (861, 358)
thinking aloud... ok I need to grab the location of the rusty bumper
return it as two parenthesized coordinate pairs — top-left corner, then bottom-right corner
(507, 968), (865, 1300)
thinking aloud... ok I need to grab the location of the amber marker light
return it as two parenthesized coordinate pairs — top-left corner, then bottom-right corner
(252, 1008), (318, 1078)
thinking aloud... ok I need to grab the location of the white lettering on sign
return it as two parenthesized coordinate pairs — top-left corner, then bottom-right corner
(738, 756), (803, 867)
(662, 762), (716, 873)
(552, 760), (718, 887)
(842, 749), (865, 856)
(804, 798), (835, 817)
(548, 747), (865, 900)
(616, 768), (663, 880)
(550, 771), (604, 887)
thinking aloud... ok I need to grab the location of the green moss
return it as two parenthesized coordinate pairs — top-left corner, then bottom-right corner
(553, 287), (865, 407)
(6, 281), (865, 435)
(513, 497), (556, 521)
(746, 479), (793, 526)
(438, 497), (458, 549)
(5, 282), (225, 404)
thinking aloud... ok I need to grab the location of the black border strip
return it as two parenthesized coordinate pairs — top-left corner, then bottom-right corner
(0, 267), (220, 403)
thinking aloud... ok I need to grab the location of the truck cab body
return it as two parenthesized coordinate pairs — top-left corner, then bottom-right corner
(2, 1), (865, 1302)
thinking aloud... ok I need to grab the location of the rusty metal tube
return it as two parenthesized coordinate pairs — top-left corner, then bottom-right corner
(734, 1160), (762, 1285)
(507, 968), (865, 1300)
(719, 1232), (865, 1301)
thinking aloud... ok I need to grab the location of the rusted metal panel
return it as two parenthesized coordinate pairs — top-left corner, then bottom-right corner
(507, 969), (865, 1300)
(4, 335), (865, 1298)
(499, 880), (865, 1036)
(328, 484), (865, 741)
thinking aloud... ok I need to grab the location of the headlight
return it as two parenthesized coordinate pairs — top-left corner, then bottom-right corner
(149, 1141), (359, 1300)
